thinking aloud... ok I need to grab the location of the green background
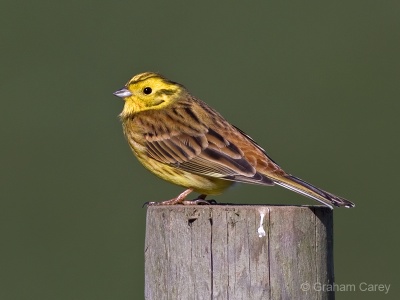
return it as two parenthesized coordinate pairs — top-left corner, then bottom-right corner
(1, 1), (399, 299)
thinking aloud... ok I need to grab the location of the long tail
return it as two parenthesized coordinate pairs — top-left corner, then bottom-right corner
(272, 174), (355, 209)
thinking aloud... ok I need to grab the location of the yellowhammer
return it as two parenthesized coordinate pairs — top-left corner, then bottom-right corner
(114, 72), (354, 209)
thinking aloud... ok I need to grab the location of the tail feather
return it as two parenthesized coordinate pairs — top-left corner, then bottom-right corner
(273, 174), (355, 209)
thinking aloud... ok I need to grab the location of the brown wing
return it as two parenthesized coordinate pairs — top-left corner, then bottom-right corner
(144, 122), (274, 185)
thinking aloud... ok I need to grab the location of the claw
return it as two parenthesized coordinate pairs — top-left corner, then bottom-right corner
(142, 190), (218, 207)
(143, 189), (194, 206)
(182, 198), (218, 205)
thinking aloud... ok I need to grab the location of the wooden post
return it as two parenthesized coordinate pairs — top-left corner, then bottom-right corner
(145, 205), (334, 300)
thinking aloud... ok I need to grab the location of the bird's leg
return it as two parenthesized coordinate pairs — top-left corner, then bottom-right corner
(144, 190), (218, 206)
(182, 194), (218, 205)
(146, 189), (194, 206)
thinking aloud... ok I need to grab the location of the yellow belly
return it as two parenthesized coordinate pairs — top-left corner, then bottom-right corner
(135, 151), (233, 195)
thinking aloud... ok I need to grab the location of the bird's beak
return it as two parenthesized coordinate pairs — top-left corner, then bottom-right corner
(113, 87), (132, 98)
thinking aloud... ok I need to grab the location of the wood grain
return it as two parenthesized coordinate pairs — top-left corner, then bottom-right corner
(145, 205), (334, 300)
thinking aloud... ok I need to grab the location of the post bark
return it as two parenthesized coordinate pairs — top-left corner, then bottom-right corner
(145, 205), (334, 300)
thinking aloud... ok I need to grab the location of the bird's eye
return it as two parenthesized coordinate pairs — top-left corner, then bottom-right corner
(143, 87), (152, 95)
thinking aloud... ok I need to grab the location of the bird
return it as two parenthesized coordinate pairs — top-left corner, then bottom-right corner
(113, 72), (354, 209)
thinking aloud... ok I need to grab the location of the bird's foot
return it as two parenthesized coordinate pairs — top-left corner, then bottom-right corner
(143, 191), (218, 206)
(181, 199), (217, 205)
(144, 189), (193, 206)
(182, 194), (217, 205)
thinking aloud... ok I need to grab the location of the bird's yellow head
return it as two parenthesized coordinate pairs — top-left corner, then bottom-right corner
(114, 72), (185, 118)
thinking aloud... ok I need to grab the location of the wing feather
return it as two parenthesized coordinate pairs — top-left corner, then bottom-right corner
(145, 126), (274, 185)
(136, 105), (274, 185)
